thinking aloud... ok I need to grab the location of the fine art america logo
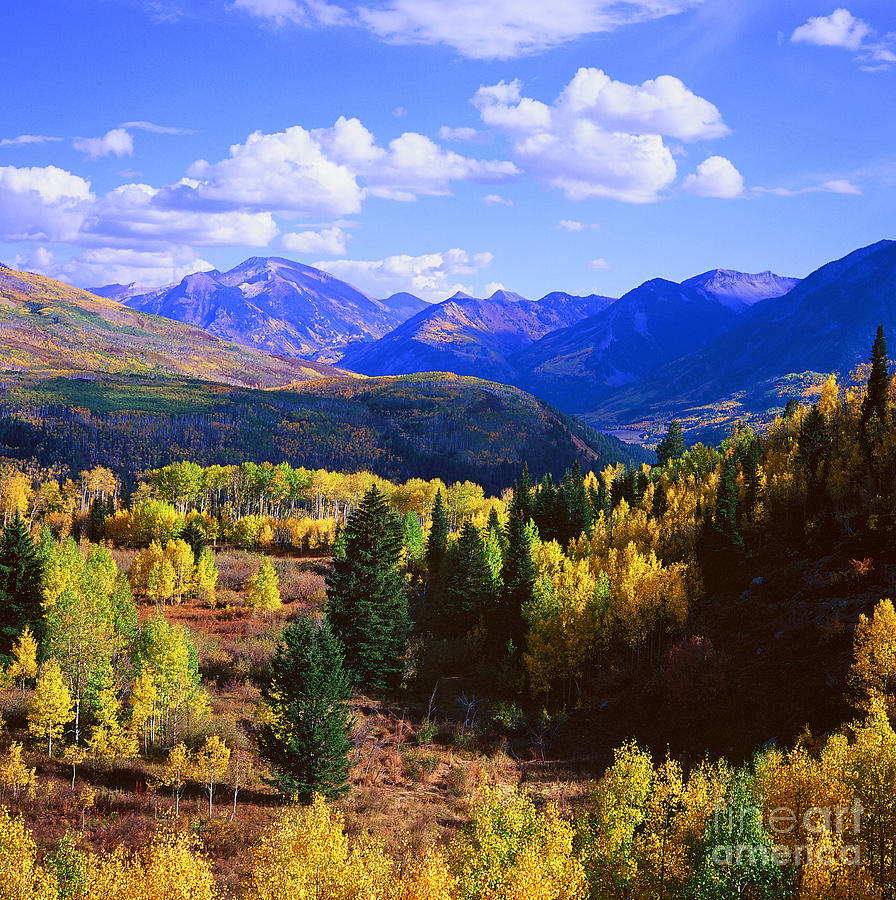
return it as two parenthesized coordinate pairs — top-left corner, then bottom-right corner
(711, 801), (864, 868)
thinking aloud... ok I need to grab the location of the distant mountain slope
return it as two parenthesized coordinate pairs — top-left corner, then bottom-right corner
(510, 269), (797, 409)
(121, 257), (423, 362)
(3, 372), (651, 493)
(589, 239), (896, 439)
(339, 289), (615, 381)
(0, 265), (340, 389)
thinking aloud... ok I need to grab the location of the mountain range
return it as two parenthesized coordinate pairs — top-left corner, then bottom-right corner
(339, 289), (615, 382)
(94, 257), (428, 363)
(10, 236), (896, 454)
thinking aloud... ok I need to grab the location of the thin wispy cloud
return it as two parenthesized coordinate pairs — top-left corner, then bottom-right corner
(121, 121), (195, 135)
(0, 134), (61, 148)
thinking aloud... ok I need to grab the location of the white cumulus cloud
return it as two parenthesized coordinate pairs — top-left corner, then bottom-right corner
(589, 257), (611, 269)
(281, 226), (349, 255)
(318, 248), (493, 302)
(791, 8), (894, 70)
(0, 165), (94, 241)
(682, 156), (744, 198)
(472, 68), (729, 203)
(791, 8), (870, 49)
(73, 129), (135, 160)
(53, 247), (216, 289)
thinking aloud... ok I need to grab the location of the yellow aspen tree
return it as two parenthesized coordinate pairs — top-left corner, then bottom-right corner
(248, 559), (281, 619)
(0, 742), (37, 801)
(27, 659), (73, 755)
(0, 805), (58, 899)
(193, 548), (218, 606)
(158, 742), (192, 817)
(193, 735), (230, 816)
(241, 795), (355, 900)
(7, 627), (38, 694)
(164, 539), (194, 604)
(61, 743), (88, 792)
(129, 669), (158, 755)
(850, 598), (896, 717)
(82, 832), (218, 900)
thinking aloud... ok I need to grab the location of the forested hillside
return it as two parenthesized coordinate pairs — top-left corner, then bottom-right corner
(0, 372), (649, 494)
(0, 328), (893, 898)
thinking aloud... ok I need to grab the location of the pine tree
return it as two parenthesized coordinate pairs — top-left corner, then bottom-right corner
(0, 511), (45, 660)
(499, 508), (536, 649)
(424, 490), (449, 595)
(650, 480), (668, 520)
(514, 463), (534, 524)
(326, 486), (409, 694)
(435, 522), (498, 637)
(861, 324), (891, 449)
(656, 420), (686, 468)
(713, 455), (743, 552)
(258, 617), (352, 802)
(797, 404), (831, 484)
(181, 520), (207, 563)
(533, 474), (562, 543)
(560, 461), (593, 544)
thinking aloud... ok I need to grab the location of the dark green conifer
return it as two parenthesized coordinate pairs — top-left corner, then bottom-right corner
(713, 455), (743, 552)
(861, 324), (890, 447)
(326, 486), (409, 694)
(514, 463), (534, 524)
(424, 490), (449, 594)
(500, 510), (535, 648)
(257, 617), (352, 802)
(436, 521), (497, 636)
(656, 420), (686, 467)
(0, 511), (45, 659)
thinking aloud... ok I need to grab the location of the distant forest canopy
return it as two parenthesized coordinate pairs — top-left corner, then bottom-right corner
(0, 373), (651, 495)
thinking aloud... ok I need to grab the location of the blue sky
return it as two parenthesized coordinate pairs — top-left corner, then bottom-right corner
(1, 0), (894, 301)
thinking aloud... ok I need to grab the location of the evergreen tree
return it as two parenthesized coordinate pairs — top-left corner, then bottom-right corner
(435, 522), (498, 637)
(326, 486), (409, 694)
(560, 461), (593, 544)
(713, 455), (743, 552)
(499, 509), (536, 649)
(650, 479), (668, 520)
(0, 511), (45, 660)
(797, 404), (831, 484)
(257, 617), (352, 802)
(533, 474), (563, 544)
(424, 490), (449, 594)
(514, 463), (534, 524)
(861, 324), (890, 446)
(656, 420), (686, 467)
(181, 520), (207, 563)
(742, 439), (762, 521)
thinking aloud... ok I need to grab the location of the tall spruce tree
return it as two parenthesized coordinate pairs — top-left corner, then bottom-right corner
(861, 324), (890, 446)
(257, 617), (352, 802)
(435, 521), (497, 637)
(0, 511), (45, 660)
(500, 507), (536, 649)
(514, 463), (534, 524)
(713, 455), (743, 552)
(425, 490), (449, 594)
(326, 486), (409, 694)
(656, 420), (686, 467)
(560, 460), (593, 544)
